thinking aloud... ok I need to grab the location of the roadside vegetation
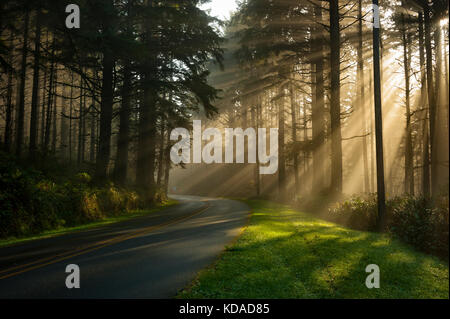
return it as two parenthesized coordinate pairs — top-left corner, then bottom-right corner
(296, 193), (449, 260)
(0, 151), (176, 245)
(179, 200), (449, 299)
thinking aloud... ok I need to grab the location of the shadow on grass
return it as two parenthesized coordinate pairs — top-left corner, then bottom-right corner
(179, 200), (449, 299)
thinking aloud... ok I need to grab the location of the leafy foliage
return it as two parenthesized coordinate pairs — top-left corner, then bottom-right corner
(327, 194), (449, 259)
(390, 196), (449, 258)
(0, 152), (143, 238)
(328, 194), (379, 231)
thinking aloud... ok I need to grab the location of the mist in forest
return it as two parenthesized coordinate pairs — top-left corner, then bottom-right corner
(170, 0), (449, 204)
(0, 0), (448, 206)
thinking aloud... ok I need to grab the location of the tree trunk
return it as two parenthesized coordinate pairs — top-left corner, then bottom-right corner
(418, 12), (430, 197)
(369, 63), (375, 193)
(60, 81), (69, 158)
(40, 31), (49, 147)
(89, 108), (96, 163)
(303, 96), (309, 192)
(278, 85), (286, 200)
(423, 5), (437, 197)
(114, 62), (131, 184)
(156, 116), (165, 187)
(4, 30), (14, 152)
(255, 95), (261, 197)
(136, 4), (157, 198)
(136, 72), (157, 197)
(372, 0), (387, 231)
(44, 40), (55, 152)
(329, 0), (343, 194)
(289, 82), (299, 198)
(401, 7), (414, 195)
(69, 72), (74, 161)
(15, 9), (30, 157)
(96, 50), (114, 180)
(311, 4), (326, 193)
(51, 68), (58, 154)
(444, 35), (449, 130)
(357, 0), (370, 193)
(29, 9), (42, 159)
(77, 73), (84, 165)
(163, 127), (171, 196)
(432, 21), (448, 196)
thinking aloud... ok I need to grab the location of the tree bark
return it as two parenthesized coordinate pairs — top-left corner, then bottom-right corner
(136, 3), (157, 199)
(29, 9), (42, 159)
(357, 0), (370, 193)
(114, 62), (131, 184)
(96, 49), (114, 179)
(44, 39), (55, 152)
(369, 63), (375, 193)
(136, 71), (157, 196)
(329, 0), (343, 194)
(156, 116), (165, 187)
(432, 21), (448, 196)
(69, 72), (74, 161)
(372, 0), (387, 231)
(423, 5), (438, 197)
(311, 3), (326, 193)
(418, 12), (430, 197)
(4, 30), (14, 152)
(289, 82), (299, 198)
(40, 31), (49, 147)
(249, 93), (261, 197)
(163, 127), (171, 196)
(401, 7), (414, 195)
(89, 108), (96, 163)
(278, 85), (286, 200)
(60, 81), (69, 158)
(77, 74), (83, 164)
(51, 68), (58, 154)
(15, 9), (30, 157)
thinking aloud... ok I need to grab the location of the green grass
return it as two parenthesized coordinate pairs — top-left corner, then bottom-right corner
(179, 199), (449, 299)
(0, 199), (178, 248)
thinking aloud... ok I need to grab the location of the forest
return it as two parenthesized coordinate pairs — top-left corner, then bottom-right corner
(0, 0), (448, 259)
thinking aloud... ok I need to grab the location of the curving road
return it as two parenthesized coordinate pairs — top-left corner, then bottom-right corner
(0, 195), (249, 298)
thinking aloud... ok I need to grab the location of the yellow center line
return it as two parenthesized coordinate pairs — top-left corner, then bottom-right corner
(0, 202), (211, 280)
(0, 230), (148, 275)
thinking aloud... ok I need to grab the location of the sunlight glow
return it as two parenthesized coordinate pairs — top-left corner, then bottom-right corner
(201, 0), (239, 20)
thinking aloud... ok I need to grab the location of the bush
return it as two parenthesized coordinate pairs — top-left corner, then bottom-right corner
(97, 183), (140, 215)
(0, 155), (47, 237)
(390, 196), (449, 258)
(0, 153), (150, 239)
(327, 194), (449, 259)
(328, 194), (379, 231)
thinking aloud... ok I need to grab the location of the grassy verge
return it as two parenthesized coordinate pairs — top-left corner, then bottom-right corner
(0, 199), (178, 248)
(179, 199), (449, 299)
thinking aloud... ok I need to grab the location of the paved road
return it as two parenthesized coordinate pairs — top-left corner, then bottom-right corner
(0, 195), (249, 298)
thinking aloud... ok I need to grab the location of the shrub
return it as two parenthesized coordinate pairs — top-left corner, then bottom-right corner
(122, 189), (140, 211)
(74, 172), (92, 184)
(154, 187), (168, 203)
(0, 153), (151, 239)
(97, 183), (123, 215)
(78, 191), (103, 222)
(0, 157), (45, 237)
(328, 194), (380, 231)
(327, 194), (449, 259)
(390, 196), (449, 258)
